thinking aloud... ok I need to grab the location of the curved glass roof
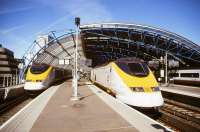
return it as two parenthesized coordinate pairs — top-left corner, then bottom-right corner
(80, 23), (200, 67)
(21, 22), (200, 79)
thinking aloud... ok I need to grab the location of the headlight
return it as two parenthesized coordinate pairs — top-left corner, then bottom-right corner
(130, 87), (144, 92)
(151, 87), (160, 91)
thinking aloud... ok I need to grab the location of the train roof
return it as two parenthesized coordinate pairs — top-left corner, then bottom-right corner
(115, 57), (145, 63)
(94, 57), (146, 68)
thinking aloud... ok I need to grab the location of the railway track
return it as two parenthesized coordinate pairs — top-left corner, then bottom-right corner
(0, 95), (33, 126)
(0, 95), (28, 114)
(158, 98), (200, 132)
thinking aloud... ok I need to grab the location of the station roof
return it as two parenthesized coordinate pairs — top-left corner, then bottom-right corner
(33, 33), (84, 70)
(23, 22), (200, 77)
(29, 32), (88, 71)
(80, 23), (200, 67)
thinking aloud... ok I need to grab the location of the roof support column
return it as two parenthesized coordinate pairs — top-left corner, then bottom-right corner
(71, 17), (81, 101)
(165, 52), (168, 85)
(127, 29), (131, 49)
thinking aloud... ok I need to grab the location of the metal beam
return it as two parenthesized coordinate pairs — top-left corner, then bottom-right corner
(35, 40), (58, 59)
(51, 31), (72, 57)
(83, 30), (196, 64)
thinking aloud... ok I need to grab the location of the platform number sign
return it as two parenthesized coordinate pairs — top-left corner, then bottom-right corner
(160, 69), (164, 77)
(59, 59), (70, 65)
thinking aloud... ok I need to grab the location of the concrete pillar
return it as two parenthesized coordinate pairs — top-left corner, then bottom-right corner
(0, 77), (3, 87)
(13, 76), (15, 85)
(10, 76), (13, 86)
(16, 75), (18, 85)
(165, 52), (168, 85)
(3, 75), (5, 87)
(17, 74), (19, 84)
(15, 69), (18, 85)
(6, 77), (8, 87)
(13, 75), (15, 85)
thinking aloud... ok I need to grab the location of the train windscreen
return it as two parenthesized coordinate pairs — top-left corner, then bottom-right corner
(116, 62), (149, 76)
(30, 64), (50, 74)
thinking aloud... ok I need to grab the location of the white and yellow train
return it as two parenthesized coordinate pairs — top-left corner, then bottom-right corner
(90, 58), (164, 108)
(24, 63), (71, 94)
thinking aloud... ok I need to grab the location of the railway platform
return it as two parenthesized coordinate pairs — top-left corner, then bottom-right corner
(0, 80), (171, 132)
(160, 84), (200, 98)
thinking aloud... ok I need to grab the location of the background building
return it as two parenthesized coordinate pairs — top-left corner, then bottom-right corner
(0, 44), (22, 87)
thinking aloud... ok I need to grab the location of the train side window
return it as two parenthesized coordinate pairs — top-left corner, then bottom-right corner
(180, 73), (199, 78)
(169, 73), (179, 77)
(127, 63), (149, 76)
(116, 62), (149, 76)
(116, 62), (129, 73)
(193, 73), (199, 78)
(30, 64), (49, 74)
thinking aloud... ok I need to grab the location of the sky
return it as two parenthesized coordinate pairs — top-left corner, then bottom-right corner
(0, 0), (200, 58)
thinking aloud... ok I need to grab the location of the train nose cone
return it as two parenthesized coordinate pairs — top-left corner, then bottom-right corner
(117, 92), (164, 107)
(24, 82), (45, 91)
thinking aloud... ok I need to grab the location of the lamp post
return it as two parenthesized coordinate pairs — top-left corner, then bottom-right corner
(71, 17), (80, 101)
(165, 52), (168, 85)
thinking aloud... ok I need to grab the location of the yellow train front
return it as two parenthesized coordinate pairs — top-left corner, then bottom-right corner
(90, 58), (164, 108)
(24, 63), (71, 94)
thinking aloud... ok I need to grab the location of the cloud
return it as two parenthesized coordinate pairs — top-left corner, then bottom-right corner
(34, 0), (112, 35)
(0, 25), (24, 35)
(0, 7), (33, 15)
(65, 0), (113, 24)
(34, 5), (87, 35)
(0, 24), (28, 57)
(0, 32), (30, 57)
(35, 15), (70, 35)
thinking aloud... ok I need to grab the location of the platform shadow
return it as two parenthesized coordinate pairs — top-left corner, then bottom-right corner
(80, 93), (95, 100)
(151, 124), (171, 132)
(78, 83), (93, 87)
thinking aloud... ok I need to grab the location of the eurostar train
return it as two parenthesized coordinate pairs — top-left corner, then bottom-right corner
(24, 63), (71, 94)
(170, 69), (200, 86)
(90, 58), (164, 108)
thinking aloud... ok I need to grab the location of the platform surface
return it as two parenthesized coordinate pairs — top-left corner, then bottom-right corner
(1, 80), (171, 132)
(161, 84), (200, 98)
(30, 80), (138, 132)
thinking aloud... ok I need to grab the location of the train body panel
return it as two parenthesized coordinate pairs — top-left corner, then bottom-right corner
(91, 58), (164, 108)
(117, 92), (163, 107)
(24, 82), (45, 91)
(112, 63), (158, 90)
(171, 69), (200, 86)
(91, 64), (127, 95)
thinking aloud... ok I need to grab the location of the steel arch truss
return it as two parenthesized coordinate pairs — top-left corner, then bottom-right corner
(20, 30), (77, 80)
(80, 23), (200, 67)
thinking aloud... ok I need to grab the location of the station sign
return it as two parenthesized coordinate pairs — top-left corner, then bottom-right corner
(59, 59), (70, 65)
(160, 69), (164, 77)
